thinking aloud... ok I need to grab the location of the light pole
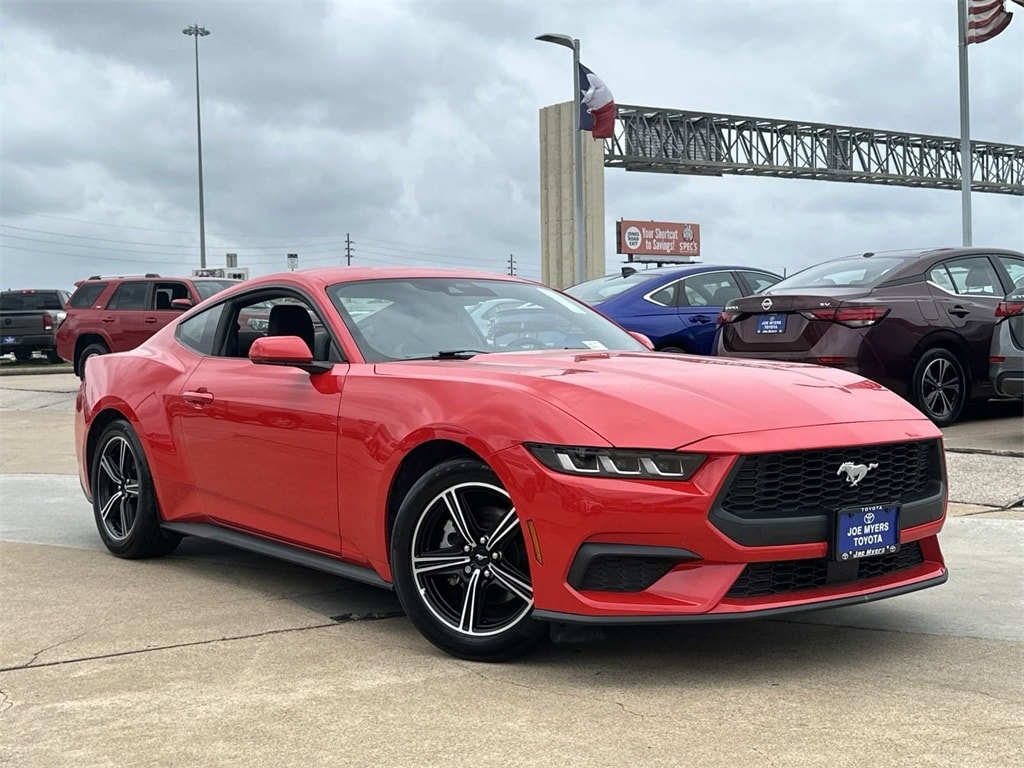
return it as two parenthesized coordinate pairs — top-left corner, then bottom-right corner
(183, 23), (210, 269)
(536, 33), (586, 286)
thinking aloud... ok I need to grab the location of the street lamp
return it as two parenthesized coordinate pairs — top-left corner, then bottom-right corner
(536, 33), (586, 285)
(183, 23), (210, 269)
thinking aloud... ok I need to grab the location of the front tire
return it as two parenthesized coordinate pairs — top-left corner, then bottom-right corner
(390, 458), (547, 661)
(911, 348), (966, 427)
(91, 419), (180, 559)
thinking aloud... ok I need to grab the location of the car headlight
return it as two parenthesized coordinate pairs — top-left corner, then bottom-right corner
(525, 443), (705, 481)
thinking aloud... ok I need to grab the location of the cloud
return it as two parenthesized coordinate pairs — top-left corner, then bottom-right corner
(1, 0), (1021, 291)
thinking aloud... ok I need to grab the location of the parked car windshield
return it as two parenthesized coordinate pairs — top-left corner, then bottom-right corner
(329, 277), (647, 362)
(774, 254), (913, 290)
(564, 271), (663, 303)
(194, 280), (240, 301)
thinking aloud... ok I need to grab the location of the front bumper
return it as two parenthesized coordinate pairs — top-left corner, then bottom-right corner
(496, 421), (947, 622)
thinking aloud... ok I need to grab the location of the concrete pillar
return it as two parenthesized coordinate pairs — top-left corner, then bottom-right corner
(539, 102), (606, 289)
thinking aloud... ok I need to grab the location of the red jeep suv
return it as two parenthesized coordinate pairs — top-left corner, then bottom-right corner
(57, 274), (239, 377)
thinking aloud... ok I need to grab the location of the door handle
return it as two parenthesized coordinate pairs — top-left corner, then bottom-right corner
(183, 389), (215, 407)
(688, 315), (711, 324)
(101, 316), (116, 323)
(144, 316), (159, 324)
(948, 306), (970, 318)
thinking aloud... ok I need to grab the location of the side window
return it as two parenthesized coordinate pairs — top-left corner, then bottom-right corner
(740, 271), (780, 294)
(682, 281), (709, 307)
(679, 272), (743, 307)
(646, 282), (677, 307)
(944, 257), (1001, 296)
(927, 265), (956, 293)
(225, 293), (341, 362)
(997, 256), (1024, 291)
(153, 282), (189, 310)
(109, 282), (151, 310)
(176, 303), (225, 355)
(69, 283), (108, 308)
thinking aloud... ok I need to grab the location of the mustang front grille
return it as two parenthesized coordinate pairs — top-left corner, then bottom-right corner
(720, 440), (940, 518)
(709, 439), (945, 547)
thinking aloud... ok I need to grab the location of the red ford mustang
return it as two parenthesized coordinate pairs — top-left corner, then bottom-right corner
(76, 267), (948, 660)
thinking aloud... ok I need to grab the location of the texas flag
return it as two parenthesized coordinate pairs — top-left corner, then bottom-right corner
(578, 63), (616, 139)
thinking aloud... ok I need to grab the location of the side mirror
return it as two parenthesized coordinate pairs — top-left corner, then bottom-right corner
(170, 298), (194, 311)
(628, 331), (655, 350)
(249, 336), (331, 374)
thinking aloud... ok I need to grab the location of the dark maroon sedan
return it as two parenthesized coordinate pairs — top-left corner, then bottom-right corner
(716, 247), (1024, 426)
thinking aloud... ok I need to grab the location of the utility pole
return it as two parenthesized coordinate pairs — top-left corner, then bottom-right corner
(507, 254), (516, 276)
(345, 233), (353, 266)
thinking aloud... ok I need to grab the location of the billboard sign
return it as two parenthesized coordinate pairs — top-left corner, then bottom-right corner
(616, 220), (701, 262)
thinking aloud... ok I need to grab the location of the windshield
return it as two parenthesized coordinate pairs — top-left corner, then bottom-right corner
(329, 277), (646, 362)
(564, 271), (661, 303)
(771, 255), (910, 290)
(194, 280), (240, 301)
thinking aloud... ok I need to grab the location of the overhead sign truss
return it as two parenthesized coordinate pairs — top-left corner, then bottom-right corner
(605, 105), (1023, 195)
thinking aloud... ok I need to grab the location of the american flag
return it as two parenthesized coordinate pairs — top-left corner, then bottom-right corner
(966, 0), (1023, 44)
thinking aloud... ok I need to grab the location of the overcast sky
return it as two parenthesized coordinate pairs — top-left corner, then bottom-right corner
(1, 0), (1022, 291)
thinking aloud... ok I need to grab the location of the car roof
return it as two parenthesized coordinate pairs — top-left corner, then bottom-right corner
(825, 247), (1023, 262)
(238, 267), (538, 291)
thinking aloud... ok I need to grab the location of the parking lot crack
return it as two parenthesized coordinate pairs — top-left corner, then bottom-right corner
(0, 687), (11, 716)
(0, 622), (339, 673)
(14, 630), (91, 669)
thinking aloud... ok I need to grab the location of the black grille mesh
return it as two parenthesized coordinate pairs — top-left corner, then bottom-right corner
(577, 556), (679, 593)
(726, 542), (925, 598)
(720, 441), (939, 519)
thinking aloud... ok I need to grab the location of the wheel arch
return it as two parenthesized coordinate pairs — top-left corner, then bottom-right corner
(384, 439), (484, 555)
(908, 331), (975, 391)
(85, 407), (137, 492)
(74, 333), (110, 376)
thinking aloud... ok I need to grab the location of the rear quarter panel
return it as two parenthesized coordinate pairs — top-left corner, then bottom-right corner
(78, 337), (202, 518)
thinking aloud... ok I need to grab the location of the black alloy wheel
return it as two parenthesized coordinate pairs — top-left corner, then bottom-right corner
(390, 458), (547, 661)
(91, 419), (180, 558)
(912, 348), (967, 427)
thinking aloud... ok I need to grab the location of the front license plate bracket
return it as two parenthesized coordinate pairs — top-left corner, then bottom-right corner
(834, 503), (900, 561)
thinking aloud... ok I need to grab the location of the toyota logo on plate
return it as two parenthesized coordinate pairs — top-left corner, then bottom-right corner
(761, 297), (773, 311)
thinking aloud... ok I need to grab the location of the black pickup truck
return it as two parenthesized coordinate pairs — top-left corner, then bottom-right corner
(0, 289), (71, 363)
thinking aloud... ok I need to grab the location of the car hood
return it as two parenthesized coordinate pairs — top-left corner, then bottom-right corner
(380, 350), (929, 449)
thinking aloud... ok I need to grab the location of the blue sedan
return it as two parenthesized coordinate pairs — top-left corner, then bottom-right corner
(566, 264), (781, 355)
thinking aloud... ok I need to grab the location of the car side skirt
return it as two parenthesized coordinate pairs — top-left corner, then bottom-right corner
(532, 571), (948, 625)
(161, 522), (393, 590)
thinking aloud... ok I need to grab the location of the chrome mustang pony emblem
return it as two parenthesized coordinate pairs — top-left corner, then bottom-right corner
(837, 461), (879, 486)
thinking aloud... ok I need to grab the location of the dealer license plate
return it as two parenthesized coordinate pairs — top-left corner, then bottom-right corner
(834, 504), (900, 561)
(3, 336), (15, 345)
(756, 314), (786, 334)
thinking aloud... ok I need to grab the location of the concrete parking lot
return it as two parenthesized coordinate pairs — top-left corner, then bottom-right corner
(1, 371), (1021, 767)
